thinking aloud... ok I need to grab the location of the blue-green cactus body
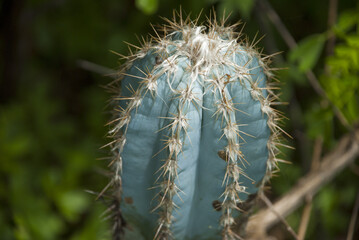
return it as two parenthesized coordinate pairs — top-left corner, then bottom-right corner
(108, 22), (280, 240)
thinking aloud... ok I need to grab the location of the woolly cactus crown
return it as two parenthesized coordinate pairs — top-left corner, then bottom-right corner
(104, 11), (286, 240)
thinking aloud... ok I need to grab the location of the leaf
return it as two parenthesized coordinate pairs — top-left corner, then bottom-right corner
(346, 34), (359, 49)
(289, 33), (326, 72)
(334, 10), (359, 34)
(135, 0), (158, 15)
(336, 44), (359, 69)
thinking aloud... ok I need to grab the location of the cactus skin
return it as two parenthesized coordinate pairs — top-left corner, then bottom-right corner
(105, 14), (283, 240)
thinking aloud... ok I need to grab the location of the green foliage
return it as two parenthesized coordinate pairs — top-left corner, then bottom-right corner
(321, 20), (359, 123)
(136, 0), (159, 15)
(274, 3), (359, 240)
(334, 9), (359, 36)
(289, 33), (326, 72)
(0, 83), (110, 240)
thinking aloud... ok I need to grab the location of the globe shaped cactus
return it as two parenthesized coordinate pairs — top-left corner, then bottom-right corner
(104, 13), (285, 240)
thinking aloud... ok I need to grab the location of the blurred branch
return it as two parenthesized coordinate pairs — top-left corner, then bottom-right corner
(253, 2), (282, 60)
(350, 163), (359, 176)
(260, 194), (299, 239)
(347, 191), (359, 240)
(297, 137), (322, 239)
(257, 0), (296, 49)
(246, 129), (359, 239)
(297, 196), (312, 240)
(77, 60), (117, 79)
(258, 0), (352, 130)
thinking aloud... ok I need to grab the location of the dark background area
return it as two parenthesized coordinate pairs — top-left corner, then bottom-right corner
(0, 0), (358, 239)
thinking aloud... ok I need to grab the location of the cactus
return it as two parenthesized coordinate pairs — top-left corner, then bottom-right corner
(104, 12), (285, 240)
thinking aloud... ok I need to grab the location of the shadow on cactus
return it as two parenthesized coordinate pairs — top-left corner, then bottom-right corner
(103, 11), (288, 240)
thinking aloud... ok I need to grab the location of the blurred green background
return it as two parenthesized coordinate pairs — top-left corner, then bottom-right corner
(0, 0), (358, 239)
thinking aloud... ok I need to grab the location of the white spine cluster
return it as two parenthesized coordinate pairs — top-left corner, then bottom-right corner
(153, 107), (186, 240)
(215, 89), (250, 240)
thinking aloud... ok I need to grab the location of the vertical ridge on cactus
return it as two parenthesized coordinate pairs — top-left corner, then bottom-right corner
(104, 11), (286, 240)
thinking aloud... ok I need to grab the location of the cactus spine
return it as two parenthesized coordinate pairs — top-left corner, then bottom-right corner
(104, 12), (285, 240)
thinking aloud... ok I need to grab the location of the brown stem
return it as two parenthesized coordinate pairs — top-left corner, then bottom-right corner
(297, 196), (312, 240)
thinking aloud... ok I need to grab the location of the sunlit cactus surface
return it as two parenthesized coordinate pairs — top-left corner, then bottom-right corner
(104, 12), (285, 240)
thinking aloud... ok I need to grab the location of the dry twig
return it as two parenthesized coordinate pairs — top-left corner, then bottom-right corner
(77, 59), (117, 78)
(297, 137), (323, 239)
